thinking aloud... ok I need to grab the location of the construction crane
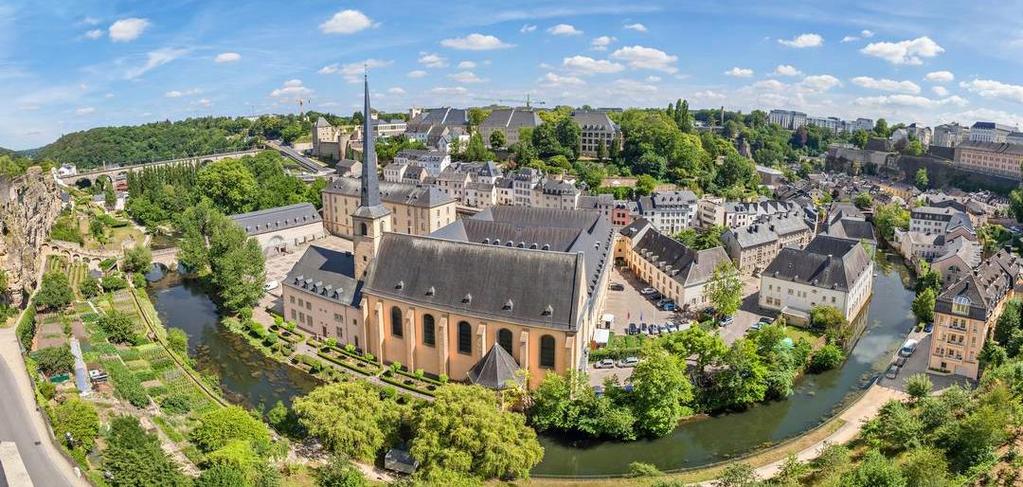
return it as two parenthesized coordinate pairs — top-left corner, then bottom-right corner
(473, 94), (547, 109)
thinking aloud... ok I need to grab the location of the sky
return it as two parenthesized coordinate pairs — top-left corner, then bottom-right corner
(4, 0), (1023, 149)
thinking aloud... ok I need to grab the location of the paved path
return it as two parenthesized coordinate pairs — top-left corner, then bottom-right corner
(0, 328), (88, 486)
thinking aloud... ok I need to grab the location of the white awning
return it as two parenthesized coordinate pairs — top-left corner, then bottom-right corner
(593, 328), (610, 345)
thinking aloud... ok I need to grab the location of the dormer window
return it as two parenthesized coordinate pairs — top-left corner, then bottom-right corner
(952, 296), (971, 315)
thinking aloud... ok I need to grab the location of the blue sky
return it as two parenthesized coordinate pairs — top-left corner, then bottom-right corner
(4, 0), (1023, 149)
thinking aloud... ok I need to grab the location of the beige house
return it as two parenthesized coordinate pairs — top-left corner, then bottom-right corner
(312, 117), (354, 162)
(230, 203), (325, 256)
(479, 108), (541, 149)
(321, 179), (456, 237)
(929, 250), (1021, 379)
(361, 206), (614, 388)
(616, 218), (730, 310)
(282, 246), (365, 347)
(722, 212), (813, 276)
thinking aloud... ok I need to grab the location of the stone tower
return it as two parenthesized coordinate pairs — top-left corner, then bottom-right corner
(351, 73), (391, 278)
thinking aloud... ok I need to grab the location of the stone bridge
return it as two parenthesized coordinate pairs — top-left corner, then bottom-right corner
(151, 248), (179, 269)
(60, 149), (263, 186)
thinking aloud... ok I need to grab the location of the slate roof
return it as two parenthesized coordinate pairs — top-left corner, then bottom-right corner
(935, 249), (1022, 320)
(825, 218), (876, 243)
(571, 110), (617, 131)
(481, 108), (542, 130)
(626, 219), (729, 287)
(230, 203), (322, 236)
(407, 107), (468, 131)
(315, 117), (332, 128)
(763, 235), (871, 292)
(468, 344), (523, 389)
(970, 122), (1015, 132)
(284, 245), (362, 307)
(723, 212), (810, 249)
(325, 178), (454, 208)
(957, 140), (1023, 155)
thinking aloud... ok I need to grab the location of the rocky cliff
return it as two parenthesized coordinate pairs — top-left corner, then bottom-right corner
(0, 167), (61, 307)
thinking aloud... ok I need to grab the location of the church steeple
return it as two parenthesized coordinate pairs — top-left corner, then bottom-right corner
(351, 71), (391, 279)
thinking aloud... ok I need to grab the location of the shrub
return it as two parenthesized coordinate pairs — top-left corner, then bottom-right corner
(79, 276), (101, 298)
(160, 393), (193, 415)
(906, 373), (933, 400)
(52, 398), (100, 454)
(38, 379), (56, 400)
(190, 406), (272, 453)
(101, 274), (128, 291)
(627, 461), (662, 477)
(15, 305), (36, 349)
(344, 343), (356, 354)
(273, 315), (283, 327)
(37, 272), (73, 311)
(106, 361), (149, 408)
(31, 345), (74, 375)
(325, 337), (337, 348)
(809, 344), (845, 373)
(131, 272), (148, 289)
(97, 311), (140, 345)
(167, 328), (189, 355)
(439, 374), (449, 384)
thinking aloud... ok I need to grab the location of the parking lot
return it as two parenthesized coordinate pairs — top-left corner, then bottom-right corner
(876, 331), (974, 393)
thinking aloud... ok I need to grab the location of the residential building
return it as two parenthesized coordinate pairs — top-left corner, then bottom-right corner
(723, 200), (799, 229)
(322, 178), (456, 237)
(969, 122), (1016, 143)
(722, 211), (813, 276)
(405, 107), (469, 150)
(1007, 132), (1023, 145)
(480, 108), (542, 148)
(933, 123), (970, 148)
(755, 165), (785, 186)
(906, 123), (932, 147)
(953, 141), (1023, 180)
(806, 116), (844, 134)
(370, 117), (407, 139)
(768, 109), (807, 130)
(928, 250), (1022, 380)
(283, 246), (365, 347)
(571, 110), (620, 158)
(394, 149), (451, 177)
(849, 118), (874, 133)
(930, 238), (983, 287)
(362, 206), (615, 388)
(822, 203), (876, 246)
(636, 190), (699, 235)
(230, 203), (325, 256)
(759, 235), (874, 324)
(616, 218), (731, 310)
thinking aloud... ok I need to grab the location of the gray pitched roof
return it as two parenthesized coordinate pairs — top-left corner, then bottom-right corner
(230, 203), (322, 236)
(935, 249), (1021, 320)
(468, 344), (523, 389)
(763, 235), (871, 292)
(723, 212), (810, 249)
(571, 110), (617, 131)
(325, 178), (454, 208)
(284, 245), (362, 306)
(481, 108), (542, 130)
(628, 219), (729, 287)
(825, 218), (876, 243)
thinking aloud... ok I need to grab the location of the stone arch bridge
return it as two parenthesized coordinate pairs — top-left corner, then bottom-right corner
(60, 149), (263, 187)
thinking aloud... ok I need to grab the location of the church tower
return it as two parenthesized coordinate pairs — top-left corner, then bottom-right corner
(352, 73), (391, 278)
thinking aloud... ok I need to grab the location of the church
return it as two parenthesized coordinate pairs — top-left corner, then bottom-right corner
(283, 75), (613, 388)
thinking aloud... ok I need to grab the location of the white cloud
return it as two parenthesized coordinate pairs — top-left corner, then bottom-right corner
(548, 24), (582, 36)
(195, 98), (211, 108)
(645, 75), (661, 82)
(693, 90), (726, 101)
(778, 33), (823, 48)
(841, 29), (874, 43)
(624, 23), (647, 32)
(387, 87), (406, 95)
(124, 47), (188, 79)
(440, 33), (513, 50)
(539, 72), (585, 87)
(612, 79), (657, 94)
(960, 79), (1023, 104)
(270, 79), (312, 100)
(214, 52), (241, 63)
(319, 9), (374, 34)
(319, 59), (392, 83)
(520, 24), (537, 33)
(418, 52), (448, 68)
(82, 16), (100, 26)
(610, 45), (678, 73)
(932, 86), (949, 96)
(430, 86), (468, 96)
(591, 35), (616, 51)
(164, 88), (200, 98)
(109, 18), (149, 42)
(774, 64), (802, 76)
(563, 55), (625, 74)
(943, 108), (1023, 129)
(850, 76), (921, 94)
(457, 61), (476, 69)
(407, 70), (428, 78)
(84, 29), (103, 40)
(854, 94), (966, 109)
(861, 36), (943, 65)
(925, 70), (954, 83)
(725, 67), (753, 78)
(752, 79), (786, 91)
(75, 107), (95, 115)
(800, 74), (841, 92)
(449, 71), (485, 83)
(841, 35), (858, 43)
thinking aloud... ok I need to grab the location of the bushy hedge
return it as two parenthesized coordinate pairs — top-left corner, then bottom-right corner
(31, 345), (74, 376)
(15, 305), (36, 349)
(105, 360), (150, 407)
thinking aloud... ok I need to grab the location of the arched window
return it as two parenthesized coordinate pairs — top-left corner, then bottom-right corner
(457, 321), (472, 354)
(497, 328), (513, 354)
(360, 222), (368, 236)
(390, 306), (403, 337)
(539, 335), (556, 369)
(422, 314), (436, 346)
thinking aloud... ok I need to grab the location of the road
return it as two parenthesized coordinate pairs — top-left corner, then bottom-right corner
(0, 328), (87, 487)
(264, 140), (328, 174)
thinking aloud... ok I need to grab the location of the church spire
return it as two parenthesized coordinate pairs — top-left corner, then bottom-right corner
(360, 71), (381, 208)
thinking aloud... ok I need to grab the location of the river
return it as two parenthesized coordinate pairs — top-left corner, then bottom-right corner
(145, 253), (916, 476)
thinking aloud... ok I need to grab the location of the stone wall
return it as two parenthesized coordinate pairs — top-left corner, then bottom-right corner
(0, 167), (62, 307)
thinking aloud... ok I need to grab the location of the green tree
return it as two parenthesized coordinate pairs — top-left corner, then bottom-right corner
(103, 416), (188, 487)
(293, 381), (403, 461)
(861, 400), (923, 453)
(809, 343), (845, 372)
(899, 447), (951, 487)
(195, 464), (248, 487)
(635, 174), (657, 196)
(315, 455), (367, 487)
(905, 373), (933, 400)
(874, 118), (890, 138)
(841, 449), (905, 487)
(281, 124), (304, 145)
(852, 129), (870, 149)
(1009, 189), (1023, 222)
(713, 339), (768, 409)
(660, 325), (727, 376)
(854, 192), (873, 209)
(914, 168), (929, 190)
(411, 385), (543, 479)
(717, 462), (759, 487)
(98, 310), (140, 345)
(993, 299), (1022, 346)
(167, 327), (189, 355)
(630, 350), (693, 437)
(489, 130), (506, 150)
(912, 288), (936, 324)
(706, 262), (742, 317)
(36, 271), (73, 311)
(468, 107), (490, 128)
(874, 203), (910, 241)
(596, 139), (607, 161)
(810, 305), (849, 344)
(79, 275), (101, 297)
(52, 398), (100, 454)
(122, 245), (153, 273)
(196, 157), (259, 215)
(463, 132), (495, 162)
(190, 406), (272, 454)
(31, 345), (74, 375)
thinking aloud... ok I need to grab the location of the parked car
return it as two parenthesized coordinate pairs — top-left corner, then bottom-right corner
(758, 316), (774, 326)
(610, 283), (625, 291)
(650, 292), (663, 301)
(898, 339), (919, 357)
(894, 356), (908, 367)
(617, 357), (640, 368)
(885, 364), (900, 379)
(720, 315), (734, 326)
(748, 322), (764, 333)
(662, 302), (676, 311)
(658, 324), (668, 334)
(628, 323), (638, 335)
(646, 325), (656, 336)
(264, 280), (280, 292)
(923, 322), (934, 333)
(594, 359), (615, 369)
(667, 323), (679, 333)
(640, 287), (657, 295)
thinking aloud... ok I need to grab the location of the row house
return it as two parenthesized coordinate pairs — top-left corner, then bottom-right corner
(722, 212), (814, 276)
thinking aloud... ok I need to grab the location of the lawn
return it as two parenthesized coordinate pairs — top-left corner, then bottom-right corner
(783, 325), (823, 346)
